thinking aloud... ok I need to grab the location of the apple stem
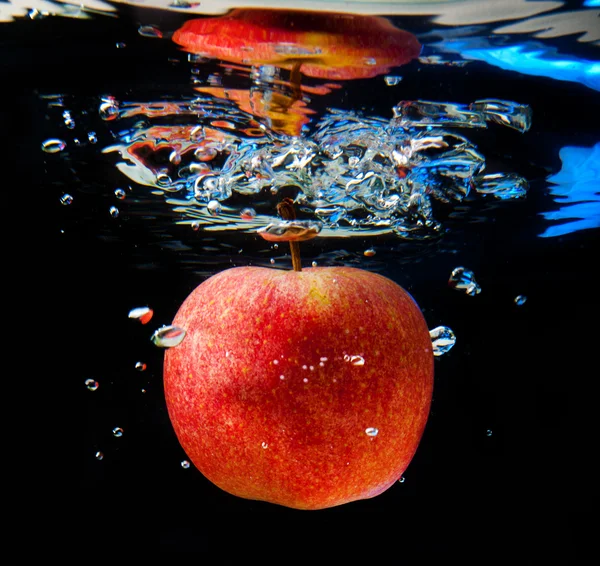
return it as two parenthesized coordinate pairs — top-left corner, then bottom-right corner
(276, 198), (302, 272)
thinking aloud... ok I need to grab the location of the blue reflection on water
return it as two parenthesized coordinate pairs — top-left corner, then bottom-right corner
(539, 143), (600, 238)
(584, 0), (600, 7)
(440, 38), (600, 92)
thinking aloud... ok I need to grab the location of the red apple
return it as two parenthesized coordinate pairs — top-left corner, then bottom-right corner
(163, 266), (433, 510)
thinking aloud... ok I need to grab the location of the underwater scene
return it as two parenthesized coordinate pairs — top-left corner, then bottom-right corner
(6, 0), (599, 549)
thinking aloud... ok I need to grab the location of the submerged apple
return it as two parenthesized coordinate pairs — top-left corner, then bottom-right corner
(163, 263), (434, 510)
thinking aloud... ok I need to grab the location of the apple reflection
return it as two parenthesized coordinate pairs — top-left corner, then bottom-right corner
(172, 9), (421, 135)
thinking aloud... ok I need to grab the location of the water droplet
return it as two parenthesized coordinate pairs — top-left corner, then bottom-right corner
(109, 206), (119, 218)
(114, 188), (126, 200)
(448, 267), (481, 296)
(85, 379), (99, 391)
(363, 248), (376, 257)
(273, 360), (279, 365)
(398, 476), (405, 483)
(312, 261), (318, 267)
(207, 200), (222, 216)
(191, 222), (200, 231)
(365, 427), (379, 437)
(135, 361), (147, 371)
(128, 306), (153, 325)
(261, 442), (269, 449)
(303, 378), (309, 383)
(112, 427), (123, 437)
(240, 207), (256, 220)
(181, 460), (191, 469)
(99, 99), (119, 121)
(95, 451), (104, 460)
(363, 57), (377, 66)
(257, 220), (323, 243)
(429, 326), (456, 356)
(270, 258), (276, 265)
(344, 355), (365, 366)
(384, 75), (402, 86)
(88, 132), (97, 144)
(60, 194), (73, 206)
(514, 295), (527, 306)
(42, 139), (66, 153)
(486, 429), (493, 437)
(169, 150), (181, 165)
(138, 25), (163, 38)
(151, 325), (186, 348)
(116, 42), (126, 49)
(279, 375), (285, 380)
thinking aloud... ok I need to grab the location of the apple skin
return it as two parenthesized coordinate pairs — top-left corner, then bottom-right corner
(164, 266), (433, 510)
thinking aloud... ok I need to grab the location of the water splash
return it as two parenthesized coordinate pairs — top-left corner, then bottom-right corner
(92, 95), (532, 239)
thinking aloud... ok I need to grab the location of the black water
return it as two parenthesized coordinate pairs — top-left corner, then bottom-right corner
(4, 0), (599, 558)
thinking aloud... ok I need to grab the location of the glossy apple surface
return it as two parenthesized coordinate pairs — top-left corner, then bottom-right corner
(164, 266), (433, 510)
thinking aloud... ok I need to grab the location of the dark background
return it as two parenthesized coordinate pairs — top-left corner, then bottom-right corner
(4, 2), (598, 559)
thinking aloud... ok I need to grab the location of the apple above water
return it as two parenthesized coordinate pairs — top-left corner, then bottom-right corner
(163, 264), (434, 510)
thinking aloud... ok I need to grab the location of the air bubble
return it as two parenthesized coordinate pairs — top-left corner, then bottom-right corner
(128, 306), (153, 325)
(85, 379), (99, 391)
(364, 248), (376, 257)
(312, 261), (318, 267)
(63, 110), (75, 129)
(138, 25), (163, 38)
(429, 326), (456, 356)
(207, 200), (222, 216)
(365, 427), (379, 437)
(181, 460), (191, 469)
(135, 362), (147, 371)
(95, 451), (104, 460)
(42, 139), (66, 153)
(151, 325), (186, 348)
(60, 194), (73, 206)
(114, 188), (126, 200)
(99, 99), (119, 121)
(448, 267), (481, 296)
(514, 295), (527, 306)
(486, 429), (493, 437)
(261, 442), (269, 449)
(240, 208), (256, 220)
(112, 427), (123, 437)
(109, 206), (119, 218)
(384, 76), (402, 86)
(88, 132), (97, 144)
